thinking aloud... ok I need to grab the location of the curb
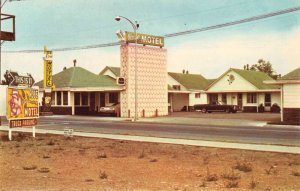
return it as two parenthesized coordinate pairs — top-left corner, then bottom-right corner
(1, 126), (299, 154)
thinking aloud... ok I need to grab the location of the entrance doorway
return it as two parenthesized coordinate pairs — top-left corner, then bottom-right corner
(237, 93), (243, 110)
(265, 93), (271, 111)
(90, 92), (95, 112)
(100, 93), (105, 107)
(209, 94), (218, 104)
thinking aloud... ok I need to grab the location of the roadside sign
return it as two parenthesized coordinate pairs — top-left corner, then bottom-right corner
(64, 127), (74, 137)
(43, 47), (53, 88)
(7, 87), (39, 120)
(10, 119), (37, 128)
(4, 71), (35, 87)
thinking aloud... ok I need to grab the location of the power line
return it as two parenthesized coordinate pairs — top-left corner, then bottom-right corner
(3, 6), (300, 53)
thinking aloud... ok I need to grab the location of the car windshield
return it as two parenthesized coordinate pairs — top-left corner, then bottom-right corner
(218, 101), (225, 105)
(111, 102), (119, 106)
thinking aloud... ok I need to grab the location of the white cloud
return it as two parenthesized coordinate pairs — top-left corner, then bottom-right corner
(168, 27), (300, 78)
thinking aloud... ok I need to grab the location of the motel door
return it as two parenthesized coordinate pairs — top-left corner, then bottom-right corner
(237, 93), (243, 109)
(90, 92), (95, 112)
(264, 93), (271, 111)
(100, 93), (105, 107)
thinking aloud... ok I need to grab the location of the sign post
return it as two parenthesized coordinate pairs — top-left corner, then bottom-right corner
(41, 46), (53, 115)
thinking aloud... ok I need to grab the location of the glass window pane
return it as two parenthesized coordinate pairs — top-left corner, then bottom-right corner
(57, 92), (62, 105)
(63, 91), (68, 105)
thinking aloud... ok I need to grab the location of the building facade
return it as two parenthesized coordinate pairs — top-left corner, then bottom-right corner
(265, 67), (300, 124)
(206, 68), (281, 112)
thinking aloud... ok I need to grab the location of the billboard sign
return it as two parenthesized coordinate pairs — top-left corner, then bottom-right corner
(7, 87), (39, 120)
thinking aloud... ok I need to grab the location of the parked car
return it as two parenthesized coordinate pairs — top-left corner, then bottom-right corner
(194, 101), (239, 113)
(99, 102), (120, 116)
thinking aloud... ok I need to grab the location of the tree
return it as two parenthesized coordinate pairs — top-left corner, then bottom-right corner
(244, 59), (276, 78)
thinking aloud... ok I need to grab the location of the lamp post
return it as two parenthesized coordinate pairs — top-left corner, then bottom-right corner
(115, 16), (139, 122)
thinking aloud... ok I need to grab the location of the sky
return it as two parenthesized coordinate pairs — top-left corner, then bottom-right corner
(1, 0), (300, 81)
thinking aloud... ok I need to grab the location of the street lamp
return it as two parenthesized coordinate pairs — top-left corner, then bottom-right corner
(115, 15), (139, 122)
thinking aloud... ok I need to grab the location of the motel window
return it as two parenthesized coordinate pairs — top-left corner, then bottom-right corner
(247, 93), (257, 103)
(75, 93), (80, 106)
(173, 85), (180, 90)
(81, 93), (88, 105)
(51, 92), (55, 105)
(109, 92), (118, 103)
(222, 94), (227, 104)
(57, 91), (62, 105)
(195, 93), (201, 98)
(63, 91), (68, 105)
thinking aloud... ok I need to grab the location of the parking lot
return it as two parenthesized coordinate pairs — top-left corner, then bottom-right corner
(140, 112), (282, 127)
(169, 111), (281, 121)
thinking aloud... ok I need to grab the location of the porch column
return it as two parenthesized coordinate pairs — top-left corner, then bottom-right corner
(170, 93), (173, 112)
(257, 93), (259, 113)
(187, 93), (189, 111)
(69, 92), (75, 115)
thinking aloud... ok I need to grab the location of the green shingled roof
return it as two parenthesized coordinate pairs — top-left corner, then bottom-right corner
(281, 67), (300, 80)
(168, 72), (210, 90)
(99, 66), (120, 76)
(35, 67), (118, 88)
(231, 68), (279, 89)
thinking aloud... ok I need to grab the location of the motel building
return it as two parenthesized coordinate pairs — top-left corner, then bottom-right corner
(205, 68), (281, 112)
(36, 65), (282, 117)
(35, 32), (284, 118)
(264, 67), (300, 124)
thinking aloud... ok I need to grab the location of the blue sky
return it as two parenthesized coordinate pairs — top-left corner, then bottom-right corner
(2, 0), (300, 80)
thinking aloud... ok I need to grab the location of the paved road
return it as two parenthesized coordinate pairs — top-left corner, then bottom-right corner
(1, 116), (299, 146)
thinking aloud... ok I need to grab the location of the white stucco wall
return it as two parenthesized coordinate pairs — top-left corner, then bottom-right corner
(120, 44), (168, 118)
(208, 70), (257, 92)
(189, 92), (207, 106)
(283, 84), (300, 108)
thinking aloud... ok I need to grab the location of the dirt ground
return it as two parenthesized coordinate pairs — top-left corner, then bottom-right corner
(0, 131), (299, 191)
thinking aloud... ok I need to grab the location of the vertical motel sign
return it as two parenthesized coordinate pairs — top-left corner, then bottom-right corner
(42, 46), (53, 113)
(43, 46), (53, 88)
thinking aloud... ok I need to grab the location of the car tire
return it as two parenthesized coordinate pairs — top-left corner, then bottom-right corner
(202, 108), (207, 113)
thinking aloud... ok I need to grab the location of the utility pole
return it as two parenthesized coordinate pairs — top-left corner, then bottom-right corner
(0, 0), (17, 84)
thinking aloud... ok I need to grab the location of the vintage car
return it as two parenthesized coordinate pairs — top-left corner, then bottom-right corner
(99, 102), (120, 116)
(194, 101), (239, 113)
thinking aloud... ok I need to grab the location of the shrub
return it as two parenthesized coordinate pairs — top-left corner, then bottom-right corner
(249, 177), (259, 189)
(271, 103), (280, 113)
(258, 104), (264, 113)
(233, 161), (252, 172)
(97, 152), (107, 159)
(23, 165), (37, 170)
(99, 171), (108, 179)
(38, 167), (50, 173)
(221, 169), (240, 180)
(138, 150), (145, 159)
(291, 171), (300, 177)
(225, 180), (239, 188)
(206, 167), (218, 182)
(47, 140), (55, 146)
